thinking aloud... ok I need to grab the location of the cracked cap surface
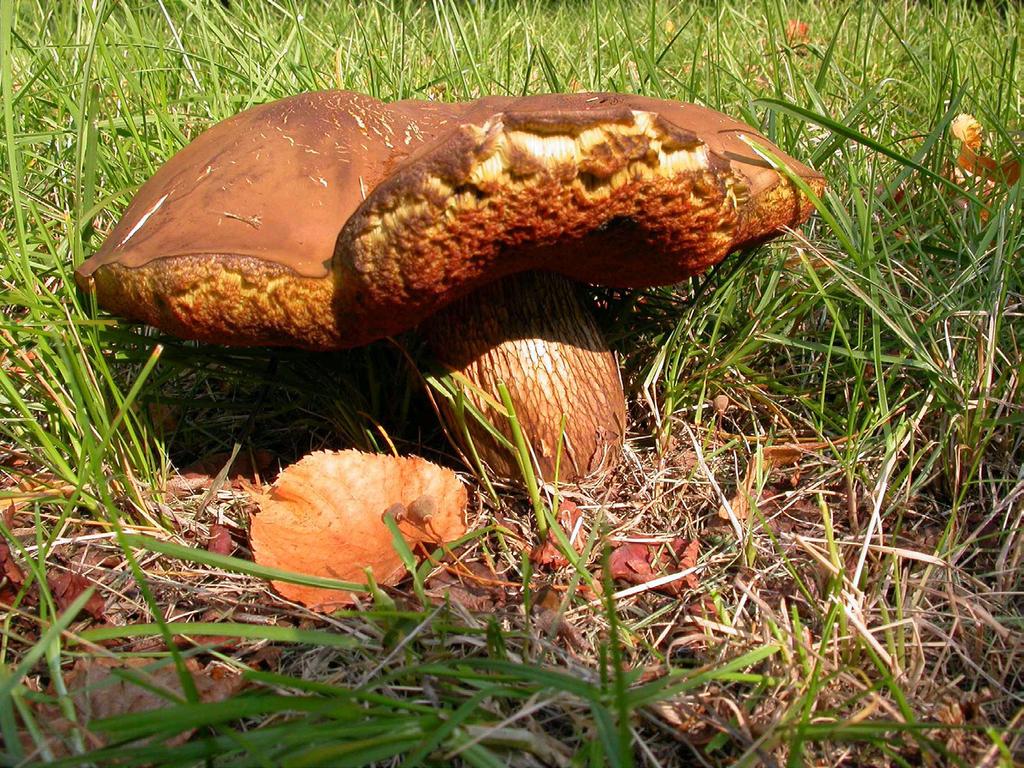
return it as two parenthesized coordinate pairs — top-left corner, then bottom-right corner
(76, 90), (826, 349)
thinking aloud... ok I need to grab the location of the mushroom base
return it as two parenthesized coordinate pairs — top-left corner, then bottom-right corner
(423, 272), (625, 483)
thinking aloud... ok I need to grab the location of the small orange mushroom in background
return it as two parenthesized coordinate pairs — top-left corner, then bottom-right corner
(951, 113), (1020, 187)
(249, 450), (467, 610)
(784, 19), (810, 46)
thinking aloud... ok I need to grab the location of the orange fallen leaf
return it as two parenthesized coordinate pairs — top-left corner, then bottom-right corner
(250, 450), (468, 610)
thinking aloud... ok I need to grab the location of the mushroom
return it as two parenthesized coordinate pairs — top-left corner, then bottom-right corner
(75, 91), (824, 482)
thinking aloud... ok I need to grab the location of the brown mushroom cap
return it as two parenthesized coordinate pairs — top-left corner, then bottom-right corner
(76, 90), (824, 350)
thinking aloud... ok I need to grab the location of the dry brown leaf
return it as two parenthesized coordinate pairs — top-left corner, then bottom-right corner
(35, 658), (244, 752)
(1, 539), (26, 604)
(47, 567), (105, 620)
(206, 523), (234, 555)
(426, 561), (507, 612)
(11, 473), (77, 504)
(720, 441), (824, 522)
(608, 538), (700, 596)
(167, 449), (278, 496)
(530, 500), (584, 569)
(250, 449), (468, 610)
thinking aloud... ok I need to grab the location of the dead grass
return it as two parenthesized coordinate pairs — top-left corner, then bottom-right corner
(4, 388), (1021, 764)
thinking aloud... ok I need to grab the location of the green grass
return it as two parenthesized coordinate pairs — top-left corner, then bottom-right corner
(2, 0), (1023, 765)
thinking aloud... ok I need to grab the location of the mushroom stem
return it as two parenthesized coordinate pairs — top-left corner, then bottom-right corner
(423, 272), (626, 483)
